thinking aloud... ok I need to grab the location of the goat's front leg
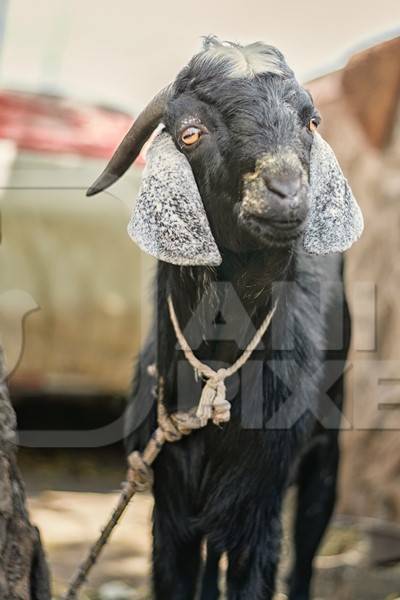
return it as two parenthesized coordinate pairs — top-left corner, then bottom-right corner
(152, 505), (202, 600)
(199, 541), (221, 600)
(287, 430), (340, 600)
(226, 500), (283, 600)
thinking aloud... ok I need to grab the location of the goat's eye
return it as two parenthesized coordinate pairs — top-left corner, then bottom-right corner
(307, 117), (320, 132)
(181, 126), (202, 146)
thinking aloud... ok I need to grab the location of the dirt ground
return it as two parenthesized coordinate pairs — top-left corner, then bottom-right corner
(21, 449), (400, 600)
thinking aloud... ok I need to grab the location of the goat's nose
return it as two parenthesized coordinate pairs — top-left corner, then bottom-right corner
(264, 175), (302, 200)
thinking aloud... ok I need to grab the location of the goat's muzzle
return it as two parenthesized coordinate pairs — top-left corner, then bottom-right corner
(238, 151), (309, 246)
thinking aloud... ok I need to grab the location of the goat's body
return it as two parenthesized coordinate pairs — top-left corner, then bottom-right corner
(126, 246), (350, 600)
(89, 34), (361, 600)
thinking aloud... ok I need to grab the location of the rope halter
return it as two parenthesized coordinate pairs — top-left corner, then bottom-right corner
(167, 295), (278, 426)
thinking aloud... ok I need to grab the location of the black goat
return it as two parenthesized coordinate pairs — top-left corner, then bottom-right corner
(89, 38), (363, 600)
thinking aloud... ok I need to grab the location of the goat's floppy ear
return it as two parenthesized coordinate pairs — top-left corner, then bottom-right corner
(303, 132), (364, 255)
(128, 131), (222, 266)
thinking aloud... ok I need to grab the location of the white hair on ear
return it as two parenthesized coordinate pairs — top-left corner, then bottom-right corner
(303, 133), (364, 255)
(198, 36), (289, 79)
(128, 132), (222, 266)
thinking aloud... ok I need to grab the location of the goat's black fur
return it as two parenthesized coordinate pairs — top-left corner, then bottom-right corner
(125, 40), (350, 600)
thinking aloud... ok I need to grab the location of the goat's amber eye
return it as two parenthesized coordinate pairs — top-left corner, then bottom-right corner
(308, 117), (319, 132)
(181, 126), (202, 146)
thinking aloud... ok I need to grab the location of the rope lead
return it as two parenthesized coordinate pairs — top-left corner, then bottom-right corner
(62, 295), (277, 599)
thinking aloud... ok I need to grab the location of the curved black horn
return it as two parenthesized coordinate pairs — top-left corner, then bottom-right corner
(86, 85), (171, 196)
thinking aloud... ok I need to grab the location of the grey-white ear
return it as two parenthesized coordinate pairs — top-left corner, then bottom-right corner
(128, 131), (221, 266)
(303, 132), (364, 255)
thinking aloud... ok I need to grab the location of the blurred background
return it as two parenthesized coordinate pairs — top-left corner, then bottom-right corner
(0, 0), (400, 598)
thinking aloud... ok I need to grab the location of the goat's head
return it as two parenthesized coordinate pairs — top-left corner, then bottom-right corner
(88, 37), (363, 265)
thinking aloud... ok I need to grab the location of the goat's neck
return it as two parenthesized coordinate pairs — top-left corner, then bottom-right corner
(216, 247), (294, 316)
(165, 247), (294, 360)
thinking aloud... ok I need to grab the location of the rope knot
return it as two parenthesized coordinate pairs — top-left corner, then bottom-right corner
(196, 369), (231, 426)
(215, 367), (228, 382)
(158, 401), (207, 442)
(127, 451), (153, 492)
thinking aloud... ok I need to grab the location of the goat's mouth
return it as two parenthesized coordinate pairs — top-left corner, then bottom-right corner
(238, 210), (306, 246)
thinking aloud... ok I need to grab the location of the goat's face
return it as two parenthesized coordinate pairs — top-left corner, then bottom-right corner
(88, 38), (363, 265)
(164, 52), (318, 252)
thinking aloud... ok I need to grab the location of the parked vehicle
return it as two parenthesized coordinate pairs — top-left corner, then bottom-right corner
(0, 90), (153, 396)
